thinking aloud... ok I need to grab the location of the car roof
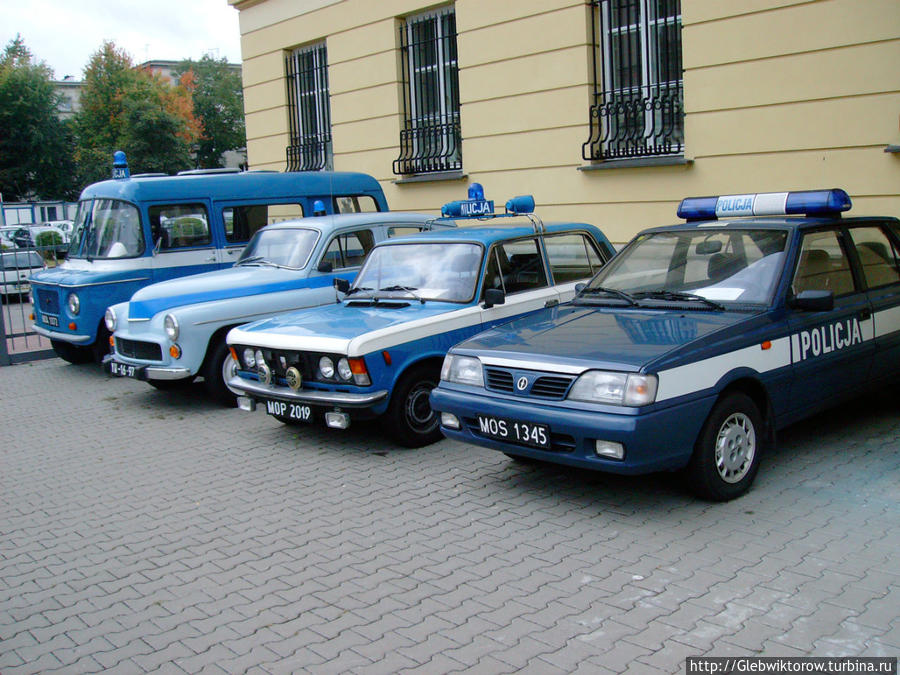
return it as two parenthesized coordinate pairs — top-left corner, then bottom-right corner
(639, 215), (899, 236)
(259, 212), (437, 232)
(382, 220), (600, 246)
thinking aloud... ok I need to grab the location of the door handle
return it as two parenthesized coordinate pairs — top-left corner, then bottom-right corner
(544, 298), (559, 308)
(205, 256), (217, 262)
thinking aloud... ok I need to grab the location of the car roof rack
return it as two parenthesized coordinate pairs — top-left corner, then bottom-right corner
(437, 184), (546, 234)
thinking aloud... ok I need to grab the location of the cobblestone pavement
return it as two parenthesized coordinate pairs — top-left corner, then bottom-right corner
(1, 358), (898, 674)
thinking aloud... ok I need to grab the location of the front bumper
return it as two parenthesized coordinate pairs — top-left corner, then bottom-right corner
(103, 354), (192, 380)
(226, 371), (388, 408)
(430, 385), (716, 475)
(33, 324), (92, 344)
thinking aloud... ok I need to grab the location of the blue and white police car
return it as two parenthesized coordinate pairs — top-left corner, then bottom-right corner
(102, 212), (437, 404)
(430, 189), (900, 500)
(226, 187), (615, 447)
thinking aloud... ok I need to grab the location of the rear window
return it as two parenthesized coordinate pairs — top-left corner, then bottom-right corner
(0, 251), (44, 269)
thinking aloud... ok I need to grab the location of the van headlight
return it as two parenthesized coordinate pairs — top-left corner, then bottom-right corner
(164, 314), (179, 341)
(567, 371), (657, 406)
(67, 292), (80, 315)
(104, 308), (117, 332)
(440, 354), (484, 387)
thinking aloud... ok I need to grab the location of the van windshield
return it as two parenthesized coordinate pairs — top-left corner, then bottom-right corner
(69, 199), (145, 259)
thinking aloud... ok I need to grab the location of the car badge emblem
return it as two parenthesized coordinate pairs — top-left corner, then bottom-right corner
(285, 367), (302, 391)
(516, 376), (529, 391)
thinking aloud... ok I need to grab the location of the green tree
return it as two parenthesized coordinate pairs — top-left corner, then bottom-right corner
(74, 41), (200, 184)
(174, 55), (246, 168)
(0, 35), (78, 201)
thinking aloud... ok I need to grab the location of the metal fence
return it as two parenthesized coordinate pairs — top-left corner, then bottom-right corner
(1, 246), (63, 365)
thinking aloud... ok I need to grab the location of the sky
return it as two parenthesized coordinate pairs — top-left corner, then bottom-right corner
(1, 0), (242, 80)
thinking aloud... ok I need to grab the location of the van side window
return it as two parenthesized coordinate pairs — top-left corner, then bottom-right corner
(150, 204), (211, 251)
(333, 195), (379, 214)
(847, 226), (900, 289)
(544, 233), (605, 283)
(223, 203), (305, 244)
(321, 230), (376, 269)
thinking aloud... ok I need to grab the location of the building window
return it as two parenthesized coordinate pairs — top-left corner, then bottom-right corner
(285, 42), (332, 171)
(393, 6), (462, 175)
(582, 0), (683, 162)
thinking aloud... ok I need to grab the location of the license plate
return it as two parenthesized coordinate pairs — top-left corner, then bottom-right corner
(476, 415), (551, 450)
(109, 361), (141, 378)
(44, 314), (59, 327)
(265, 399), (313, 422)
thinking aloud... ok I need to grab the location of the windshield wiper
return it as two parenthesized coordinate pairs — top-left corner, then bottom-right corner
(634, 290), (726, 311)
(378, 285), (424, 304)
(236, 255), (265, 266)
(344, 286), (374, 297)
(578, 286), (637, 306)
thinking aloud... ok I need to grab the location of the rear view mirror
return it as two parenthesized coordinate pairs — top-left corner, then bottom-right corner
(696, 240), (723, 255)
(483, 288), (505, 309)
(790, 290), (834, 312)
(317, 260), (333, 273)
(334, 278), (351, 294)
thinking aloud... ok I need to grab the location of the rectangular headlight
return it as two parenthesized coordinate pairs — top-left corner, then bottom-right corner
(440, 354), (484, 387)
(568, 371), (657, 406)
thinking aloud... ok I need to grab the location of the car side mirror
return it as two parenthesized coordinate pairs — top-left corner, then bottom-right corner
(790, 289), (834, 312)
(575, 282), (586, 294)
(317, 260), (333, 273)
(483, 288), (506, 309)
(334, 277), (351, 294)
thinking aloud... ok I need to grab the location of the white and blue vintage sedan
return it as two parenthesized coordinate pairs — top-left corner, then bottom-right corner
(103, 212), (437, 404)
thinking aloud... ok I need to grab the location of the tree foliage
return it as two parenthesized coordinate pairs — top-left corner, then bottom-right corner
(0, 36), (78, 201)
(74, 42), (201, 184)
(174, 55), (246, 168)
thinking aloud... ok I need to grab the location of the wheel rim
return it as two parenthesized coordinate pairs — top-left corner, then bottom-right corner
(405, 381), (437, 433)
(714, 412), (756, 483)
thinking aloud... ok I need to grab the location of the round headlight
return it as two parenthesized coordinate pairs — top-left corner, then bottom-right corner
(104, 308), (116, 332)
(318, 356), (335, 379)
(254, 349), (265, 366)
(337, 357), (353, 381)
(164, 314), (179, 340)
(243, 348), (256, 369)
(67, 292), (80, 316)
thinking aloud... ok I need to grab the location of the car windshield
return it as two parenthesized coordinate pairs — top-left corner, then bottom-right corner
(0, 251), (44, 269)
(351, 242), (482, 303)
(69, 199), (145, 259)
(237, 227), (319, 269)
(584, 228), (789, 308)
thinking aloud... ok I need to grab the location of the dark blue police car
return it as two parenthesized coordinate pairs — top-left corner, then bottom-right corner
(430, 189), (900, 500)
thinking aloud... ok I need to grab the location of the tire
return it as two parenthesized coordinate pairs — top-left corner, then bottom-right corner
(51, 339), (93, 364)
(385, 364), (442, 448)
(685, 392), (764, 501)
(147, 377), (195, 391)
(202, 338), (239, 406)
(91, 323), (111, 364)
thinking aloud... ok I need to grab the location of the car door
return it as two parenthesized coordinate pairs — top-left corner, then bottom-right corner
(218, 201), (306, 267)
(845, 222), (900, 382)
(312, 228), (378, 299)
(148, 202), (218, 282)
(479, 237), (561, 329)
(787, 227), (875, 416)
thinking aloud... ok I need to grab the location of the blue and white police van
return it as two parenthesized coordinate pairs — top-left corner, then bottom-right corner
(102, 212), (438, 405)
(430, 189), (900, 500)
(226, 186), (616, 447)
(30, 152), (389, 364)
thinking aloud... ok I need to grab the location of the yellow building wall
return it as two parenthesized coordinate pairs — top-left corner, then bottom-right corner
(232, 0), (900, 244)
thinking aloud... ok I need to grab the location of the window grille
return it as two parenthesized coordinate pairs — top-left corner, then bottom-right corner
(582, 0), (684, 161)
(285, 42), (332, 171)
(393, 6), (462, 175)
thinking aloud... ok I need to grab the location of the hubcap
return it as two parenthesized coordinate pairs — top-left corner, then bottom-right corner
(405, 382), (436, 432)
(714, 412), (756, 483)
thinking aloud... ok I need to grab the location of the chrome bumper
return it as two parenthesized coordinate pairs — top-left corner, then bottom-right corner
(226, 372), (388, 408)
(103, 355), (193, 380)
(33, 324), (92, 344)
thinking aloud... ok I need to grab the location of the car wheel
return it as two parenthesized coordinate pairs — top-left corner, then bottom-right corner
(385, 364), (442, 448)
(50, 339), (93, 364)
(91, 323), (111, 364)
(202, 338), (238, 407)
(685, 392), (764, 501)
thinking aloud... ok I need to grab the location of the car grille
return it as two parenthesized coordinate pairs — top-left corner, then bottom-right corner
(36, 288), (59, 314)
(116, 338), (162, 361)
(484, 367), (575, 400)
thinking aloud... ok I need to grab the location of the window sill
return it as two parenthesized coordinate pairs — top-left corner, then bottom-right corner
(392, 171), (468, 184)
(579, 157), (693, 171)
(885, 145), (900, 154)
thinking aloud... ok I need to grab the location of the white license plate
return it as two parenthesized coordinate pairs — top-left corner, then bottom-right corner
(110, 361), (139, 378)
(477, 415), (551, 450)
(265, 399), (313, 422)
(44, 314), (59, 327)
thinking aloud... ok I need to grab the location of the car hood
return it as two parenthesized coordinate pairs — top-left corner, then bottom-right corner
(453, 305), (753, 372)
(229, 300), (468, 353)
(127, 266), (336, 319)
(29, 264), (147, 289)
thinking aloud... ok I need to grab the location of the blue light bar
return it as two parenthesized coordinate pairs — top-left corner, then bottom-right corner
(678, 189), (852, 221)
(505, 195), (535, 215)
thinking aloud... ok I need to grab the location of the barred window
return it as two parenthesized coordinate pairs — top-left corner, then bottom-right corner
(583, 0), (684, 162)
(285, 42), (332, 172)
(393, 6), (462, 175)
